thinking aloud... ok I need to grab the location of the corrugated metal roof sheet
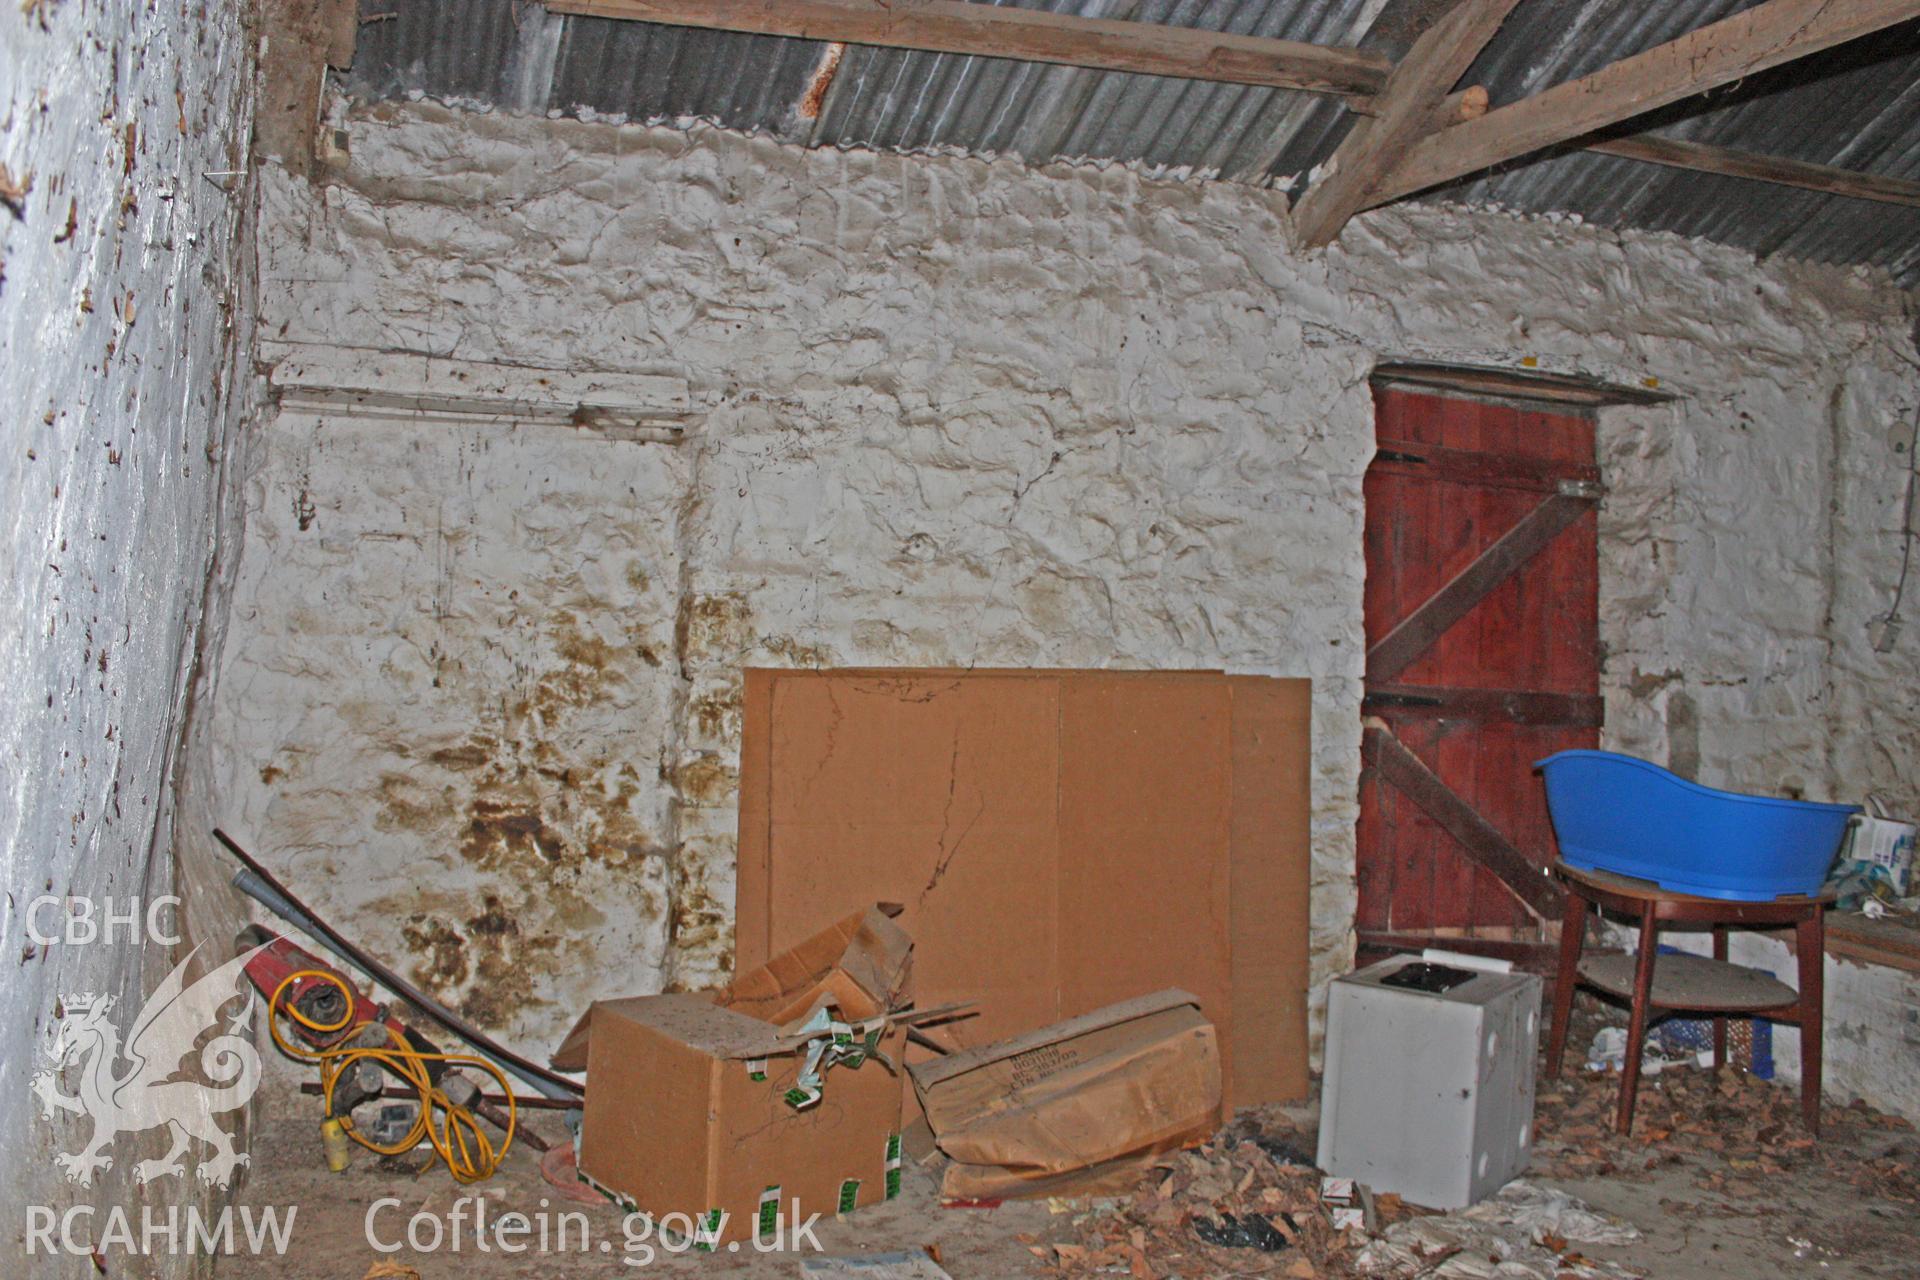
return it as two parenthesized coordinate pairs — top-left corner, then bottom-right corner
(1439, 1), (1920, 283)
(344, 0), (1920, 287)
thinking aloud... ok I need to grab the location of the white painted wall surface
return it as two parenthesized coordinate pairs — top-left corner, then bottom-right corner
(216, 101), (1920, 1118)
(0, 0), (256, 1272)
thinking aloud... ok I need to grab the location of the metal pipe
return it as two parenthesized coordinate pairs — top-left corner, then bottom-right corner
(298, 1082), (579, 1110)
(215, 828), (584, 1101)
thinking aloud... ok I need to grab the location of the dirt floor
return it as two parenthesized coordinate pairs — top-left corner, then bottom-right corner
(221, 1083), (1062, 1279)
(221, 1002), (1919, 1280)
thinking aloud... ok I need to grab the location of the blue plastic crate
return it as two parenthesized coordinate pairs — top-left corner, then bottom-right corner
(1650, 946), (1775, 1078)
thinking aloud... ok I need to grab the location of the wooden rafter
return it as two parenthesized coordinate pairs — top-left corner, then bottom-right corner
(552, 0), (1920, 219)
(545, 0), (1390, 100)
(1587, 132), (1920, 209)
(1293, 0), (1523, 248)
(1373, 0), (1920, 207)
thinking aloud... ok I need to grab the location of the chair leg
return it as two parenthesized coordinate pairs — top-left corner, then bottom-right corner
(1796, 911), (1825, 1135)
(1712, 925), (1729, 1071)
(1616, 902), (1660, 1136)
(1545, 890), (1589, 1078)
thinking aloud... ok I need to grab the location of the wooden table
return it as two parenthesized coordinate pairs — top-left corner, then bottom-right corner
(1543, 861), (1828, 1135)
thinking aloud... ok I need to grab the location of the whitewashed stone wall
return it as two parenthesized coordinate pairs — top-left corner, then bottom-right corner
(0, 0), (257, 1271)
(215, 100), (1920, 1116)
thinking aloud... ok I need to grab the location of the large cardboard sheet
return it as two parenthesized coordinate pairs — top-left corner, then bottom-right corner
(736, 669), (1310, 1109)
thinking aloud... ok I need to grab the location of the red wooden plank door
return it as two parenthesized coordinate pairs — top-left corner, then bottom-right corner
(1356, 384), (1602, 960)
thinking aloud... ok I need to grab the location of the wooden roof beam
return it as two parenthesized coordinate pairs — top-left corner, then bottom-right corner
(1587, 132), (1920, 209)
(1292, 0), (1523, 248)
(546, 0), (1392, 100)
(549, 0), (1920, 219)
(1372, 0), (1920, 207)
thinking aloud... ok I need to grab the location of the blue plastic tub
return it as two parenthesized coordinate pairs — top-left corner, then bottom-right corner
(1536, 750), (1857, 900)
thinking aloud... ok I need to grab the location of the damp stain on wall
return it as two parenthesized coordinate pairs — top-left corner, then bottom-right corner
(671, 754), (738, 808)
(214, 412), (688, 1049)
(399, 892), (560, 1029)
(677, 591), (754, 668)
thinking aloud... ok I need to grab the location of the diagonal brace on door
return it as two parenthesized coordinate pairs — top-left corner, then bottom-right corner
(1362, 721), (1563, 921)
(1367, 489), (1595, 684)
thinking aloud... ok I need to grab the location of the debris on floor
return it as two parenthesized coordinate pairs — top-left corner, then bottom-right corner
(1035, 1121), (1643, 1279)
(1353, 1180), (1640, 1280)
(912, 988), (1222, 1201)
(798, 1249), (956, 1278)
(1032, 1122), (1408, 1278)
(1583, 1025), (1694, 1076)
(1044, 1128), (1643, 1274)
(222, 1032), (1920, 1280)
(1532, 1056), (1920, 1206)
(1458, 1180), (1640, 1245)
(359, 1264), (420, 1280)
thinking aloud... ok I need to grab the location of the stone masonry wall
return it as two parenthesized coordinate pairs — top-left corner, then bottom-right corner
(0, 0), (257, 1272)
(212, 100), (1920, 1115)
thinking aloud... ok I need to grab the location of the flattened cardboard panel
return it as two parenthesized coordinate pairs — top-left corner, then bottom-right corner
(764, 675), (1061, 1051)
(1229, 677), (1313, 1102)
(772, 824), (1059, 1050)
(739, 669), (1227, 975)
(739, 668), (1311, 1109)
(1057, 676), (1234, 1089)
(769, 675), (1058, 825)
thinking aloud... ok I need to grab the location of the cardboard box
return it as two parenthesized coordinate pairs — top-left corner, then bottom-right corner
(551, 906), (912, 1244)
(736, 669), (1310, 1110)
(1839, 814), (1915, 896)
(909, 988), (1222, 1200)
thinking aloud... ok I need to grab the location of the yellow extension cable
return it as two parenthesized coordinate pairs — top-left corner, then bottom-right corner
(268, 970), (517, 1184)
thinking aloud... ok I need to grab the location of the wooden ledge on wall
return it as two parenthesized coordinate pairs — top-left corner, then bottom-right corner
(1826, 913), (1920, 975)
(1371, 362), (1675, 410)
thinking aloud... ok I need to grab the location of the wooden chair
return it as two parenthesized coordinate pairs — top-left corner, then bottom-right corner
(1543, 860), (1828, 1135)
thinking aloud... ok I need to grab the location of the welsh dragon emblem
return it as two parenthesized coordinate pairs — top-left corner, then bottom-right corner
(32, 943), (265, 1188)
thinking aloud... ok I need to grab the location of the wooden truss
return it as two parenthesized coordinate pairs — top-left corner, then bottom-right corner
(550, 0), (1920, 243)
